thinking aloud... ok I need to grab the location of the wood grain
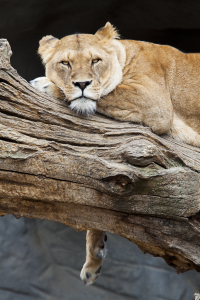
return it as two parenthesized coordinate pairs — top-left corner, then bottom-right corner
(0, 39), (200, 274)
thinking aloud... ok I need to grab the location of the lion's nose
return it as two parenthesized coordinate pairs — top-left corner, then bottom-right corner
(73, 81), (92, 91)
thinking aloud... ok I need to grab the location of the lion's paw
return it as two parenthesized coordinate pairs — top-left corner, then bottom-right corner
(80, 263), (102, 286)
(80, 232), (107, 285)
(30, 77), (64, 99)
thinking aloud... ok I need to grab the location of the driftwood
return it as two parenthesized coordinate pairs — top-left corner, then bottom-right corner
(0, 39), (200, 276)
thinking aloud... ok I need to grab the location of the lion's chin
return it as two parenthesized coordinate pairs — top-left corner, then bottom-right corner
(69, 97), (96, 116)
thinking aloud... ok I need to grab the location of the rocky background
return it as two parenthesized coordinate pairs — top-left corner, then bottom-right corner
(0, 0), (200, 299)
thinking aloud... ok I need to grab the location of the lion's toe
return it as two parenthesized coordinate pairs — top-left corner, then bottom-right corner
(80, 264), (102, 286)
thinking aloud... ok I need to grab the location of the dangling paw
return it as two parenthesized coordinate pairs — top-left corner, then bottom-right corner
(80, 230), (107, 285)
(30, 76), (64, 99)
(80, 262), (103, 286)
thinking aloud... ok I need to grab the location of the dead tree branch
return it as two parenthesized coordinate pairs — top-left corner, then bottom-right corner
(0, 39), (200, 274)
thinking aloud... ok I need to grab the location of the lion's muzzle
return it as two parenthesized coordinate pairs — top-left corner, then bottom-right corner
(69, 97), (97, 115)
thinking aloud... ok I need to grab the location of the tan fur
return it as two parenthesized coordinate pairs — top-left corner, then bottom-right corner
(33, 22), (200, 147)
(80, 230), (106, 285)
(30, 22), (200, 285)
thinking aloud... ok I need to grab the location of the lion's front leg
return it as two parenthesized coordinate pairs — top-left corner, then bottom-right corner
(30, 76), (65, 100)
(80, 229), (107, 285)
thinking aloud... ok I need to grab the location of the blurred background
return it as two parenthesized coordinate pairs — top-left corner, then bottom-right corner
(0, 0), (200, 299)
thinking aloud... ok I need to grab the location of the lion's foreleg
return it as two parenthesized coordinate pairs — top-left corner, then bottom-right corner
(80, 229), (107, 285)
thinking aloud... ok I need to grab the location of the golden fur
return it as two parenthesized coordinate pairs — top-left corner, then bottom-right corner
(31, 22), (200, 147)
(30, 22), (200, 285)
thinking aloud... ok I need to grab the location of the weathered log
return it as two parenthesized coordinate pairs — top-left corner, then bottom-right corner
(0, 39), (200, 275)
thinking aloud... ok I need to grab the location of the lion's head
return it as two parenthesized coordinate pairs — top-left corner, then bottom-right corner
(38, 22), (126, 115)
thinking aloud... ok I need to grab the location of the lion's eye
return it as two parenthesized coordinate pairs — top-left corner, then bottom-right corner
(92, 58), (101, 65)
(61, 61), (70, 67)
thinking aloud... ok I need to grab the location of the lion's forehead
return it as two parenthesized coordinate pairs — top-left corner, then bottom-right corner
(50, 34), (110, 64)
(57, 50), (102, 62)
(57, 34), (100, 51)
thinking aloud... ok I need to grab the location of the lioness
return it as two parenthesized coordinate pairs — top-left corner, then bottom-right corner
(31, 22), (200, 285)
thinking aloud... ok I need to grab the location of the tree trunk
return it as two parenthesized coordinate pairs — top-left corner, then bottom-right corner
(0, 39), (200, 275)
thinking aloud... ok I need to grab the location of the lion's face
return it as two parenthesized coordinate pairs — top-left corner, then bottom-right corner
(38, 22), (126, 115)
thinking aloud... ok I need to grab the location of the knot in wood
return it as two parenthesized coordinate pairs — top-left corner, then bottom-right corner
(103, 175), (134, 196)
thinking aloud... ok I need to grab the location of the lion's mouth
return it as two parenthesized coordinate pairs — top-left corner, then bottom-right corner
(69, 97), (97, 115)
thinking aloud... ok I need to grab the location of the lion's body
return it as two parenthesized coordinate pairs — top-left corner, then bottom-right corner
(31, 24), (200, 147)
(30, 22), (200, 285)
(97, 39), (200, 146)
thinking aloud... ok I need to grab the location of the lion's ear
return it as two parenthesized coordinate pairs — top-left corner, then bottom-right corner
(95, 22), (120, 42)
(38, 35), (59, 64)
